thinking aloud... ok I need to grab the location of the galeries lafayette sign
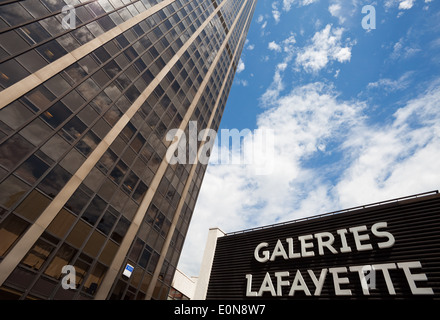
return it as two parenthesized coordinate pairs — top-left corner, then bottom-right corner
(206, 193), (440, 299)
(246, 221), (433, 297)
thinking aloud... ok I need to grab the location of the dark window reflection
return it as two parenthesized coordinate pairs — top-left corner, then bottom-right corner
(40, 101), (72, 129)
(111, 216), (130, 244)
(97, 210), (117, 235)
(15, 155), (50, 185)
(37, 40), (68, 63)
(37, 165), (71, 198)
(0, 134), (34, 171)
(82, 195), (106, 226)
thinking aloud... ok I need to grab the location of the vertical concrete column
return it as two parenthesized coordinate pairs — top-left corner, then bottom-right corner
(193, 227), (225, 300)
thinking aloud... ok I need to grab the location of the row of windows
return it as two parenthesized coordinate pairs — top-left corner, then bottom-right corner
(0, 0), (160, 89)
(0, 0), (251, 300)
(0, 0), (215, 213)
(0, 0), (227, 300)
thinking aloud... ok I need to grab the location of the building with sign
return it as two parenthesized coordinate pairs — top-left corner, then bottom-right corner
(203, 191), (440, 300)
(0, 0), (256, 300)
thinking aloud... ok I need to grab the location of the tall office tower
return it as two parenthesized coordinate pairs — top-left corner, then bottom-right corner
(0, 0), (256, 300)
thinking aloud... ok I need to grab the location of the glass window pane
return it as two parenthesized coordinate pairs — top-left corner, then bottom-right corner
(98, 240), (118, 266)
(0, 3), (33, 26)
(66, 220), (92, 248)
(83, 231), (106, 257)
(0, 134), (34, 170)
(0, 214), (29, 257)
(97, 210), (117, 235)
(15, 155), (50, 185)
(19, 118), (52, 146)
(37, 165), (71, 198)
(62, 116), (87, 142)
(65, 186), (91, 215)
(77, 78), (100, 101)
(40, 134), (70, 161)
(62, 89), (86, 112)
(22, 238), (55, 271)
(16, 49), (48, 73)
(15, 190), (51, 222)
(0, 59), (30, 88)
(0, 30), (30, 56)
(82, 262), (107, 296)
(40, 101), (72, 129)
(37, 40), (68, 63)
(19, 22), (51, 44)
(47, 209), (76, 239)
(24, 85), (56, 111)
(82, 195), (107, 226)
(75, 131), (100, 156)
(0, 100), (34, 130)
(0, 175), (30, 209)
(44, 244), (77, 279)
(44, 75), (72, 97)
(111, 216), (130, 244)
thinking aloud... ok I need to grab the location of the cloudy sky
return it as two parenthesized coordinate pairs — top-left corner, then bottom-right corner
(178, 0), (440, 277)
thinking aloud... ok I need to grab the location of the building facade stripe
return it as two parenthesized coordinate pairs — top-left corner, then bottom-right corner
(0, 0), (175, 110)
(143, 0), (256, 300)
(94, 0), (251, 299)
(0, 0), (232, 288)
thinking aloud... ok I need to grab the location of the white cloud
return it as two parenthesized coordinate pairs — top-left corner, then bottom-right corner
(399, 0), (416, 9)
(367, 71), (413, 92)
(328, 3), (346, 23)
(247, 44), (255, 50)
(178, 78), (440, 277)
(391, 37), (421, 59)
(236, 58), (245, 73)
(268, 41), (282, 52)
(283, 0), (319, 12)
(295, 24), (352, 73)
(272, 2), (281, 23)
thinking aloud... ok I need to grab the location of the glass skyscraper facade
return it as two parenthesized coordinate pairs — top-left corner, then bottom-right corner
(0, 0), (256, 300)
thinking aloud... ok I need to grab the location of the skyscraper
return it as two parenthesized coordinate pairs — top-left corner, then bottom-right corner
(0, 0), (256, 300)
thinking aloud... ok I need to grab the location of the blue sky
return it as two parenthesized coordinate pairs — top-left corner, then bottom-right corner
(178, 0), (440, 277)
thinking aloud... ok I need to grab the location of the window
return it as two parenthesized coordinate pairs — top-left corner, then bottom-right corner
(19, 118), (52, 146)
(82, 195), (107, 226)
(111, 216), (130, 244)
(77, 78), (101, 101)
(0, 134), (34, 170)
(110, 160), (128, 184)
(37, 165), (71, 198)
(61, 90), (85, 111)
(24, 85), (56, 111)
(15, 155), (50, 185)
(44, 244), (77, 279)
(0, 214), (29, 257)
(0, 59), (30, 88)
(62, 116), (87, 142)
(65, 185), (92, 215)
(75, 131), (100, 156)
(82, 263), (107, 295)
(97, 210), (117, 235)
(19, 22), (51, 44)
(0, 30), (30, 56)
(37, 40), (68, 63)
(47, 209), (76, 239)
(16, 49), (48, 73)
(0, 2), (33, 26)
(40, 101), (72, 129)
(22, 237), (55, 271)
(0, 100), (34, 130)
